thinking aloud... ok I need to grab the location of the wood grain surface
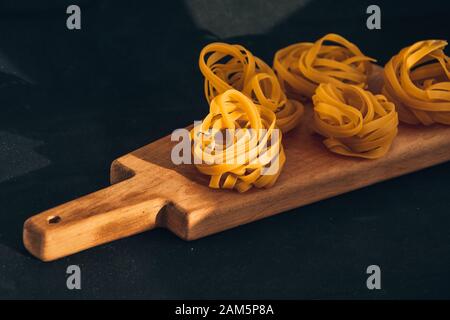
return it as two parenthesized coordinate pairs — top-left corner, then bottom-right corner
(23, 67), (450, 261)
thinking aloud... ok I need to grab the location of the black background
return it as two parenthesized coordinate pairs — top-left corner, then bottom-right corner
(1, 0), (450, 299)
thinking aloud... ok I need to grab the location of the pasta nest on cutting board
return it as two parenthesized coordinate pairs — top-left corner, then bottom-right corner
(274, 33), (375, 99)
(199, 42), (304, 133)
(191, 89), (285, 193)
(383, 39), (450, 125)
(313, 82), (399, 159)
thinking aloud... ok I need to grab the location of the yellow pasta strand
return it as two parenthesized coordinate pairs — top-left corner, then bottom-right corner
(191, 89), (285, 193)
(383, 40), (450, 125)
(274, 33), (376, 99)
(313, 83), (398, 159)
(199, 42), (304, 133)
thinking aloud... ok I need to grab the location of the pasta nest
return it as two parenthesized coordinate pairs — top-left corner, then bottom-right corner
(383, 39), (450, 125)
(274, 33), (375, 99)
(313, 83), (398, 159)
(199, 42), (304, 133)
(191, 89), (285, 192)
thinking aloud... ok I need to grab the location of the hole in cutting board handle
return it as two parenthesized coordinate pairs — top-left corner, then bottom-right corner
(47, 216), (61, 224)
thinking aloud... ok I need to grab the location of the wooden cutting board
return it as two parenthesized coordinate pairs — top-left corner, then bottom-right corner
(23, 67), (450, 261)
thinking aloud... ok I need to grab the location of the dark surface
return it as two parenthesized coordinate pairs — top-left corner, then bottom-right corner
(1, 0), (450, 299)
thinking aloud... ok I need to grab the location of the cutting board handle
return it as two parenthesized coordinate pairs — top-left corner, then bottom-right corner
(23, 178), (168, 261)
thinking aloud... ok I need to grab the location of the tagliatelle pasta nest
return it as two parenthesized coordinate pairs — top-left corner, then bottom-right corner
(274, 33), (375, 99)
(199, 42), (304, 133)
(191, 89), (285, 192)
(383, 40), (450, 125)
(313, 83), (399, 159)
